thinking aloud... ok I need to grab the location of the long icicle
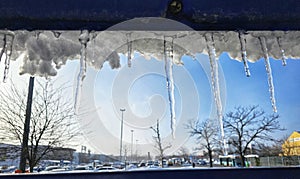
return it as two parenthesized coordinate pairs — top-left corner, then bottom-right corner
(0, 34), (7, 63)
(74, 30), (89, 114)
(127, 33), (132, 67)
(238, 31), (251, 77)
(3, 34), (14, 83)
(204, 33), (227, 155)
(164, 36), (176, 138)
(259, 36), (277, 113)
(276, 37), (287, 66)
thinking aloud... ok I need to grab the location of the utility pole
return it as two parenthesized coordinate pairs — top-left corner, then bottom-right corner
(131, 130), (134, 162)
(19, 76), (35, 172)
(119, 108), (125, 162)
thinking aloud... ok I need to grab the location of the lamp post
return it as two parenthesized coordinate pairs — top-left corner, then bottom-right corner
(131, 130), (134, 162)
(119, 108), (125, 162)
(19, 76), (35, 172)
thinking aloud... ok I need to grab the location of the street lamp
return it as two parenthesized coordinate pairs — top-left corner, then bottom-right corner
(131, 130), (134, 162)
(119, 108), (125, 162)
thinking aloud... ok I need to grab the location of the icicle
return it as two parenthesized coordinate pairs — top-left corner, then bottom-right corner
(276, 37), (287, 66)
(90, 31), (98, 64)
(126, 33), (133, 67)
(74, 30), (90, 114)
(204, 33), (223, 124)
(78, 30), (89, 80)
(259, 36), (277, 113)
(35, 31), (42, 39)
(3, 34), (14, 83)
(204, 33), (227, 155)
(0, 34), (6, 63)
(90, 31), (98, 41)
(0, 33), (14, 83)
(163, 36), (176, 138)
(52, 31), (61, 38)
(238, 31), (251, 77)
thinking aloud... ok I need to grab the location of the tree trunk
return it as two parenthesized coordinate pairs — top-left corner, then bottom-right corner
(29, 161), (34, 173)
(240, 153), (246, 167)
(208, 149), (213, 167)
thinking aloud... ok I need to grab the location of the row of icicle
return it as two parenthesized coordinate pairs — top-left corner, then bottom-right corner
(203, 31), (283, 154)
(0, 30), (285, 147)
(121, 31), (282, 153)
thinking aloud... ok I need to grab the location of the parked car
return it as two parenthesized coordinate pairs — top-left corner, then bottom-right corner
(198, 160), (207, 165)
(138, 161), (146, 167)
(73, 165), (93, 171)
(0, 166), (17, 173)
(97, 166), (118, 172)
(40, 166), (66, 173)
(112, 162), (124, 169)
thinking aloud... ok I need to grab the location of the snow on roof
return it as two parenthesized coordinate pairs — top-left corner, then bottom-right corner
(0, 18), (298, 77)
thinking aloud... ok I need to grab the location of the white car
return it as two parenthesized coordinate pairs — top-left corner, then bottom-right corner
(40, 166), (66, 173)
(73, 165), (93, 171)
(97, 166), (118, 172)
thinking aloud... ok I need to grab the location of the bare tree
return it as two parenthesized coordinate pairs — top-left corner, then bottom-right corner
(223, 105), (285, 167)
(256, 135), (287, 157)
(150, 119), (171, 168)
(186, 118), (219, 167)
(0, 78), (78, 172)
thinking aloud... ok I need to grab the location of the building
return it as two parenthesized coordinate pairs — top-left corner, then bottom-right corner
(42, 147), (76, 161)
(282, 131), (300, 156)
(0, 143), (76, 167)
(0, 143), (20, 167)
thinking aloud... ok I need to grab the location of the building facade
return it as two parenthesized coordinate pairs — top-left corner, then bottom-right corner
(282, 131), (300, 156)
(0, 143), (76, 168)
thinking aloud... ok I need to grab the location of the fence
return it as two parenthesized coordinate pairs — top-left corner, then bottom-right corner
(260, 156), (300, 167)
